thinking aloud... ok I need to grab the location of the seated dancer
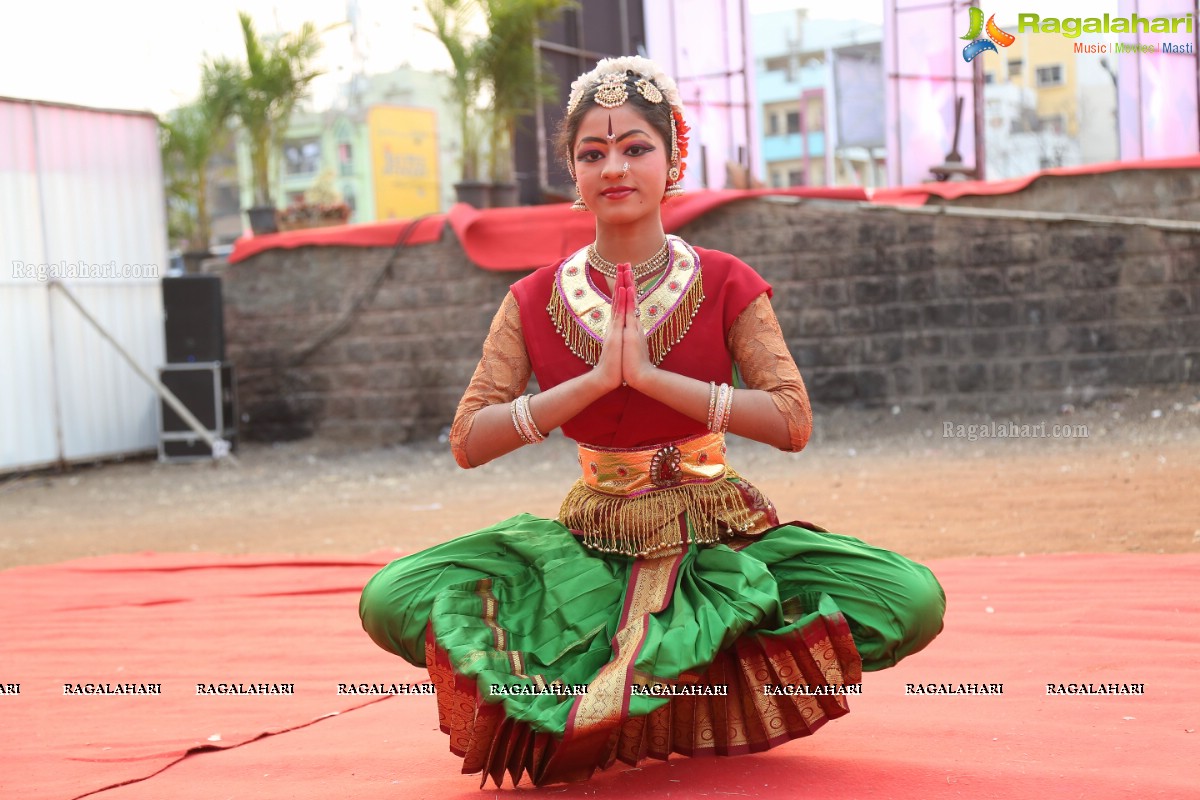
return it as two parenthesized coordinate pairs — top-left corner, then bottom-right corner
(360, 55), (945, 787)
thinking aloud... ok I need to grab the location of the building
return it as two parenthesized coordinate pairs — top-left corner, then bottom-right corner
(234, 65), (460, 224)
(750, 8), (885, 188)
(981, 22), (1118, 178)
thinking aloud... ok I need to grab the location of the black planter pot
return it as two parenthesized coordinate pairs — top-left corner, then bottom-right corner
(454, 180), (490, 209)
(247, 205), (279, 235)
(489, 182), (519, 208)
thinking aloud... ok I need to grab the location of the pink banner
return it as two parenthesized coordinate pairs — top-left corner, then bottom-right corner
(884, 0), (981, 186)
(1117, 0), (1200, 159)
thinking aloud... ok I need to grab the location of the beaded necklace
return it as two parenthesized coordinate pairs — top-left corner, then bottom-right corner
(586, 238), (670, 280)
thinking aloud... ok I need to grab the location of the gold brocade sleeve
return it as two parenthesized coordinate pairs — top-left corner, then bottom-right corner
(449, 292), (532, 468)
(727, 293), (813, 452)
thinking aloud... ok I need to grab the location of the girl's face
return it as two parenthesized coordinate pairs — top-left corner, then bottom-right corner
(572, 104), (669, 225)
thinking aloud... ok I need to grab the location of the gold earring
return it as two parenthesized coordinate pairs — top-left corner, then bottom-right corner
(663, 163), (684, 200)
(571, 185), (588, 212)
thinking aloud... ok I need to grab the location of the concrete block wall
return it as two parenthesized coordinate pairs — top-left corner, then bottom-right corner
(215, 167), (1199, 442)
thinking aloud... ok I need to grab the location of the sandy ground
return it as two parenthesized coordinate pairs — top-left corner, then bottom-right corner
(1, 388), (1198, 570)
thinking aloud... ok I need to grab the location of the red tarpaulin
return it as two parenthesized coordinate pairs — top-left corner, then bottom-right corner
(227, 156), (1200, 272)
(1, 551), (1196, 799)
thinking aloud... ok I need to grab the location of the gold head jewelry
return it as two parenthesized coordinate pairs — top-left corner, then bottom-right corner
(593, 73), (628, 108)
(566, 56), (682, 116)
(636, 77), (663, 104)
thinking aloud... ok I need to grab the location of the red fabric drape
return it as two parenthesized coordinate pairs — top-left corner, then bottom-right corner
(227, 156), (1200, 269)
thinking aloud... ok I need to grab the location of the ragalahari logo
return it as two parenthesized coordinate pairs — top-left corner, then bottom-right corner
(961, 7), (1016, 62)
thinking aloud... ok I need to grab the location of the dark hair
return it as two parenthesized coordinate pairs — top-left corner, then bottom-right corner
(554, 70), (674, 173)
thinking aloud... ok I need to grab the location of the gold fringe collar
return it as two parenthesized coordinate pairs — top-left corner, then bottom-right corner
(547, 235), (704, 366)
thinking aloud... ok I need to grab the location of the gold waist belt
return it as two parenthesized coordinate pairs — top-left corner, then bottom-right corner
(559, 432), (760, 558)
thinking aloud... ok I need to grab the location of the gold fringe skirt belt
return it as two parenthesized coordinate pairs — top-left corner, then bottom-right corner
(559, 432), (762, 558)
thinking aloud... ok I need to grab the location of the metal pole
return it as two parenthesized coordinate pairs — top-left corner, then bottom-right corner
(740, 0), (754, 178)
(48, 280), (238, 465)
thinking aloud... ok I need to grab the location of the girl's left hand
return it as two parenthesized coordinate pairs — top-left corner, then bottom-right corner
(618, 263), (653, 389)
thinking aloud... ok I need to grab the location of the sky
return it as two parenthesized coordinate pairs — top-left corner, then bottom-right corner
(0, 0), (1135, 116)
(0, 0), (448, 115)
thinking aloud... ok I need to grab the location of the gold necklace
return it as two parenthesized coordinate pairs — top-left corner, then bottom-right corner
(587, 238), (670, 280)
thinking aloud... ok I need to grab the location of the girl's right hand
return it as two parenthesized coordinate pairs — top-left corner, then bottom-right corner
(592, 263), (628, 393)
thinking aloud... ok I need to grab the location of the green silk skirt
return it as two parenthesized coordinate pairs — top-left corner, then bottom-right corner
(359, 513), (944, 786)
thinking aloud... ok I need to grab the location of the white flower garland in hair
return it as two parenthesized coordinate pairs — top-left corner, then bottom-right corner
(567, 55), (683, 114)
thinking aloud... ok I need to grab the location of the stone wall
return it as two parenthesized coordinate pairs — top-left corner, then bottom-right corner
(216, 235), (516, 442)
(677, 199), (1198, 414)
(214, 167), (1200, 443)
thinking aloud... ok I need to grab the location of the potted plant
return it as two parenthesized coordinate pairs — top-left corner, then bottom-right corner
(478, 0), (571, 206)
(214, 11), (325, 234)
(277, 168), (351, 231)
(160, 70), (238, 268)
(424, 0), (489, 208)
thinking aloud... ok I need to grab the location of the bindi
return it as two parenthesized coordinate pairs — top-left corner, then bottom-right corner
(606, 116), (615, 141)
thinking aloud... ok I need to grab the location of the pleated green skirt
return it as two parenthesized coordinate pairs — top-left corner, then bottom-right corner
(359, 513), (944, 786)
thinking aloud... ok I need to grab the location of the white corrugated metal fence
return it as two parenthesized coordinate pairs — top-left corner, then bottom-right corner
(1, 98), (167, 472)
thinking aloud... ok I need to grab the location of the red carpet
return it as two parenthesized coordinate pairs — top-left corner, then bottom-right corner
(227, 154), (1200, 271)
(1, 551), (1196, 799)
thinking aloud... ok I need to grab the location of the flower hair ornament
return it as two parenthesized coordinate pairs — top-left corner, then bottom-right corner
(567, 56), (689, 209)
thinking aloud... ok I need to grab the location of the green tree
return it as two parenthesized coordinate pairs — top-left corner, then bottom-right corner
(161, 64), (239, 250)
(423, 0), (487, 182)
(214, 11), (325, 208)
(479, 0), (572, 183)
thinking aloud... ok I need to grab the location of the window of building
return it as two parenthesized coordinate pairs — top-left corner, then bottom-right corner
(788, 169), (806, 186)
(984, 72), (994, 84)
(338, 142), (354, 176)
(214, 184), (240, 214)
(283, 139), (321, 175)
(764, 55), (791, 73)
(785, 111), (801, 134)
(1038, 114), (1066, 134)
(766, 111), (779, 136)
(1008, 59), (1023, 78)
(1036, 65), (1064, 87)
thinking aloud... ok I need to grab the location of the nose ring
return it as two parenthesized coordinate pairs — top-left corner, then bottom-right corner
(621, 161), (630, 178)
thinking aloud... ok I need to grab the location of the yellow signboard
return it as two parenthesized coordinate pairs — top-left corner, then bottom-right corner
(368, 107), (439, 219)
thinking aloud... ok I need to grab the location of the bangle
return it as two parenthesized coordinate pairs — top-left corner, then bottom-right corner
(709, 382), (733, 433)
(720, 383), (735, 433)
(511, 395), (546, 445)
(705, 381), (718, 431)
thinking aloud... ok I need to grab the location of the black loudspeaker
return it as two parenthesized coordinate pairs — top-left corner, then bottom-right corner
(159, 364), (235, 432)
(158, 363), (238, 462)
(163, 275), (225, 363)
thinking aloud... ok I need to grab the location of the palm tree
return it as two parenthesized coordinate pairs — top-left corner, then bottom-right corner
(161, 64), (239, 251)
(213, 11), (324, 223)
(479, 0), (571, 186)
(423, 0), (487, 184)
